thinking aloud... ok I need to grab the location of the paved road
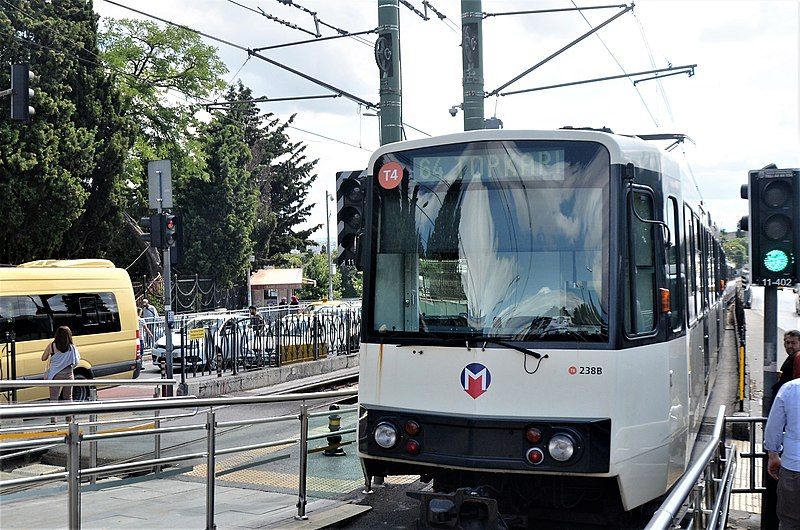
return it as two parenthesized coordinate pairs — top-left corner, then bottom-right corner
(748, 285), (800, 332)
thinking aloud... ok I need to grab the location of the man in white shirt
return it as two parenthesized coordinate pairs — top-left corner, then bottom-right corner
(765, 375), (800, 530)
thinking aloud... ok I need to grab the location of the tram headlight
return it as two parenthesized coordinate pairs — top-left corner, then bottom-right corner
(374, 422), (399, 449)
(547, 433), (576, 462)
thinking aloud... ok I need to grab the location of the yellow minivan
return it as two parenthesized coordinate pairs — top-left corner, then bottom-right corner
(0, 259), (140, 402)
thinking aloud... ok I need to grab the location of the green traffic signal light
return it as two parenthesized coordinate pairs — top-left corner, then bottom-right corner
(763, 249), (790, 273)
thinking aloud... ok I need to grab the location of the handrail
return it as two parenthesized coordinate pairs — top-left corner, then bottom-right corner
(645, 405), (726, 530)
(0, 379), (177, 388)
(0, 388), (358, 419)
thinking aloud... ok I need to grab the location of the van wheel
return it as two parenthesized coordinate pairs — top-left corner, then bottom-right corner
(72, 373), (93, 402)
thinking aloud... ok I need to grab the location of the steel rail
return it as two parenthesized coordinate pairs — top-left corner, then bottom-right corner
(0, 379), (177, 388)
(82, 423), (206, 441)
(215, 412), (297, 428)
(215, 436), (298, 456)
(706, 444), (738, 530)
(308, 405), (358, 418)
(0, 436), (65, 451)
(0, 471), (69, 488)
(80, 451), (207, 478)
(306, 426), (356, 442)
(645, 405), (727, 530)
(0, 389), (358, 419)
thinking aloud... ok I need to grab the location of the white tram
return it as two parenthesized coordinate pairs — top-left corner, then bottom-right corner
(356, 129), (727, 525)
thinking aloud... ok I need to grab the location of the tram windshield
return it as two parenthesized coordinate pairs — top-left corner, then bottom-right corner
(369, 140), (610, 342)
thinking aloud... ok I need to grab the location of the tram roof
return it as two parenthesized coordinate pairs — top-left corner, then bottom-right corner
(367, 129), (674, 175)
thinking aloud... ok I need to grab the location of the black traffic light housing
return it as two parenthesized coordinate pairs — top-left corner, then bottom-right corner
(745, 167), (800, 286)
(336, 170), (366, 267)
(139, 213), (163, 248)
(11, 63), (35, 121)
(163, 213), (177, 247)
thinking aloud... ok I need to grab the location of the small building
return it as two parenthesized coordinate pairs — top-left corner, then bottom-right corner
(250, 268), (314, 306)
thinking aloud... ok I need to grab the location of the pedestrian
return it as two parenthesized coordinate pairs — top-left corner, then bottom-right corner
(765, 329), (800, 529)
(775, 330), (800, 396)
(248, 305), (265, 332)
(41, 326), (81, 402)
(764, 375), (800, 530)
(138, 308), (153, 352)
(141, 298), (159, 320)
(290, 295), (299, 307)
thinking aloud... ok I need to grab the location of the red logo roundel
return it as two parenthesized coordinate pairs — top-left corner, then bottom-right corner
(568, 366), (577, 375)
(378, 162), (403, 189)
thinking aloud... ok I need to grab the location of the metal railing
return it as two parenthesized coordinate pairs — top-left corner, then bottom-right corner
(0, 387), (359, 529)
(725, 415), (768, 495)
(646, 406), (739, 530)
(141, 303), (362, 377)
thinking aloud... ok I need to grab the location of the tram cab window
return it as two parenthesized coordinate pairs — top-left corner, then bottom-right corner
(625, 190), (657, 335)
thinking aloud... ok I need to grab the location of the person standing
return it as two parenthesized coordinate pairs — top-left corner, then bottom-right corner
(141, 298), (159, 320)
(765, 329), (800, 529)
(41, 326), (81, 401)
(765, 375), (800, 530)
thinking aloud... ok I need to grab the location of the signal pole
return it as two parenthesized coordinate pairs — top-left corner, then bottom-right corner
(326, 190), (334, 301)
(377, 0), (401, 145)
(461, 0), (485, 131)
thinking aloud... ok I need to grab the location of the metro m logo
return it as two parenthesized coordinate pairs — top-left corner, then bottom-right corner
(460, 363), (491, 399)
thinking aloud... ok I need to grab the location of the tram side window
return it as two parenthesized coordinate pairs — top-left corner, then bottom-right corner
(695, 218), (705, 311)
(666, 197), (683, 331)
(625, 191), (657, 335)
(0, 293), (122, 342)
(684, 205), (697, 322)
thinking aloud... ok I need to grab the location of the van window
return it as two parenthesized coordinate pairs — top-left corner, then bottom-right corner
(0, 292), (122, 341)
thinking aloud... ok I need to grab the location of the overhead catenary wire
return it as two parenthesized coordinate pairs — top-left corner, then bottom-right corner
(570, 0), (659, 128)
(225, 0), (317, 37)
(633, 9), (675, 124)
(270, 0), (373, 47)
(99, 0), (378, 109)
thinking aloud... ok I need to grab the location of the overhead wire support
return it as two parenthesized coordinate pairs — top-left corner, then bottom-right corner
(633, 67), (694, 85)
(100, 0), (378, 109)
(500, 64), (696, 96)
(226, 0), (317, 37)
(273, 0), (373, 45)
(252, 29), (377, 52)
(487, 3), (634, 97)
(205, 94), (340, 110)
(422, 1), (446, 20)
(399, 0), (429, 20)
(483, 3), (628, 18)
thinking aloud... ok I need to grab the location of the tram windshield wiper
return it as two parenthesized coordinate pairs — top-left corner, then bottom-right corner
(467, 337), (545, 359)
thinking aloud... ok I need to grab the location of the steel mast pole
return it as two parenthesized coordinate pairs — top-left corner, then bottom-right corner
(378, 0), (402, 145)
(461, 0), (485, 131)
(326, 191), (334, 300)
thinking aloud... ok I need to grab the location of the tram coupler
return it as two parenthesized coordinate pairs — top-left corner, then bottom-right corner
(407, 487), (508, 529)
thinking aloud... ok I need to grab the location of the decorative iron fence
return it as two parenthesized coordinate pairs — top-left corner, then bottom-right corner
(132, 275), (247, 313)
(142, 303), (362, 378)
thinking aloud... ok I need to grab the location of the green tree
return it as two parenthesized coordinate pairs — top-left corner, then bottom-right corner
(0, 0), (133, 265)
(181, 114), (256, 287)
(723, 237), (749, 270)
(281, 250), (341, 301)
(97, 17), (226, 276)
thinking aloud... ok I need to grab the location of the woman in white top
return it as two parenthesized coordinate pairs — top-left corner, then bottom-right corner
(41, 326), (81, 401)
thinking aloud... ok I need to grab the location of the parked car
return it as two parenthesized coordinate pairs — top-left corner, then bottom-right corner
(152, 315), (245, 368)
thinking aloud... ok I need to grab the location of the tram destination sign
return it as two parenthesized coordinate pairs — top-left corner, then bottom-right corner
(413, 148), (565, 183)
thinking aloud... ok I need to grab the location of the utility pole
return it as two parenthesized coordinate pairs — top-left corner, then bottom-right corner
(461, 0), (485, 131)
(377, 0), (402, 145)
(325, 190), (334, 301)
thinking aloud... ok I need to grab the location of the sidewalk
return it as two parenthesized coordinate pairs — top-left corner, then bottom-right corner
(0, 473), (370, 529)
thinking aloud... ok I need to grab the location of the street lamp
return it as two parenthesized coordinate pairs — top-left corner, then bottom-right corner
(325, 191), (334, 301)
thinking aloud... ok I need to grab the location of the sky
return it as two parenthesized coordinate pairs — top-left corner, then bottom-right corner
(92, 0), (800, 240)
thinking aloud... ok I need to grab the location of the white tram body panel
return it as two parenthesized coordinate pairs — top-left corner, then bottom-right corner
(358, 337), (693, 509)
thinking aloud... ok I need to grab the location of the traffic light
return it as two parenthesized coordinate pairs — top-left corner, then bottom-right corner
(10, 64), (35, 121)
(138, 214), (163, 248)
(336, 170), (366, 266)
(163, 213), (177, 247)
(745, 167), (800, 285)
